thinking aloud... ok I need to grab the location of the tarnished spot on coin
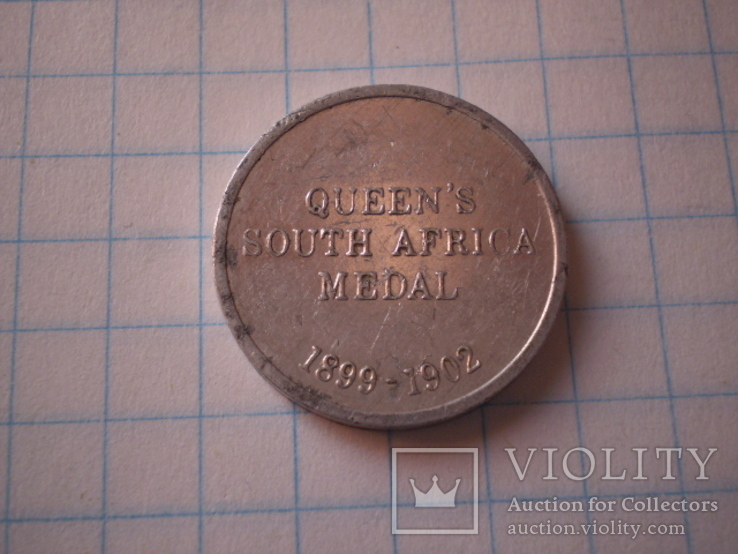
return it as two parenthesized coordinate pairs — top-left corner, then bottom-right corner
(214, 85), (566, 429)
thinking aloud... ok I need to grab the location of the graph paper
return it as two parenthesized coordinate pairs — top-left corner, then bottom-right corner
(0, 0), (736, 552)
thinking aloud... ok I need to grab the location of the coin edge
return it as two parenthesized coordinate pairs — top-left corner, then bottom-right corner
(213, 84), (567, 429)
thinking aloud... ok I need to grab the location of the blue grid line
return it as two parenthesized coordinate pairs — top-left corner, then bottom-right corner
(565, 299), (738, 311)
(1, 382), (737, 425)
(533, 129), (738, 141)
(2, 128), (736, 161)
(449, 3), (494, 549)
(197, 0), (206, 551)
(485, 390), (738, 408)
(0, 235), (209, 244)
(0, 0), (75, 3)
(367, 1), (375, 86)
(100, 0), (120, 551)
(0, 151), (235, 159)
(364, 3), (398, 552)
(3, 483), (734, 525)
(1, 48), (736, 81)
(0, 207), (736, 247)
(3, 2), (34, 552)
(282, 0), (292, 115)
(282, 2), (301, 552)
(534, 2), (595, 552)
(479, 407), (496, 553)
(450, 0), (462, 98)
(619, 1), (692, 550)
(701, 0), (738, 232)
(0, 322), (227, 334)
(0, 388), (735, 429)
(387, 435), (397, 554)
(448, 2), (497, 549)
(1, 298), (736, 336)
(566, 212), (737, 224)
(0, 410), (296, 427)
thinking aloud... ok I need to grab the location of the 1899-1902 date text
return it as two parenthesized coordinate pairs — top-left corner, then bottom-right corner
(299, 344), (482, 397)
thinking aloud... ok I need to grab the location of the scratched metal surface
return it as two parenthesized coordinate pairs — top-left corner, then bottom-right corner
(0, 0), (736, 552)
(214, 85), (566, 429)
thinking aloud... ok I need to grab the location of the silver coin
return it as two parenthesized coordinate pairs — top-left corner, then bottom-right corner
(214, 85), (566, 429)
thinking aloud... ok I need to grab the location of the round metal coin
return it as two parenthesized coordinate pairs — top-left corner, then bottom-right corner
(214, 85), (566, 429)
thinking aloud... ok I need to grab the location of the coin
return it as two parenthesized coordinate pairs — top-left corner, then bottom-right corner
(214, 85), (566, 429)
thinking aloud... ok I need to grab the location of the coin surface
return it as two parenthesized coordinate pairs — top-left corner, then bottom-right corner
(214, 85), (566, 429)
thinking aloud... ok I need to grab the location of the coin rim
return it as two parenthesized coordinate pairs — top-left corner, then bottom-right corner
(213, 84), (567, 429)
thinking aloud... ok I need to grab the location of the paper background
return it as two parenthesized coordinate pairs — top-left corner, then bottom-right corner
(0, 0), (736, 552)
